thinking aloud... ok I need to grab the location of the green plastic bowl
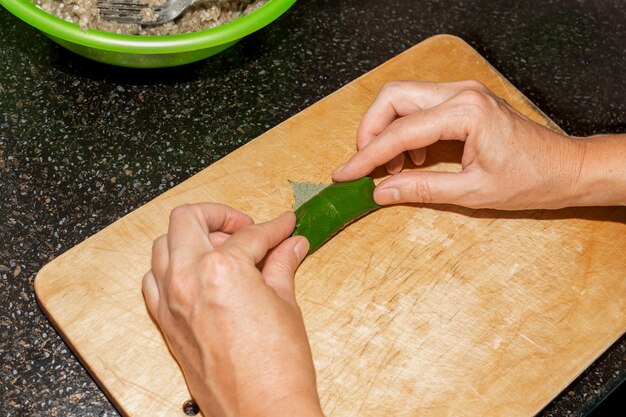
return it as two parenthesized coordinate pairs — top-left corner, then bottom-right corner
(0, 0), (296, 68)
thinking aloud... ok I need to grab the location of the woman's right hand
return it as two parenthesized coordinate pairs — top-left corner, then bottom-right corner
(332, 80), (626, 209)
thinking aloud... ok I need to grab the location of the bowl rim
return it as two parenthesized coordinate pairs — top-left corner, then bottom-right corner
(0, 0), (297, 53)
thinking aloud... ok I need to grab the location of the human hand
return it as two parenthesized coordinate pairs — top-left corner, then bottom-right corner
(142, 204), (323, 417)
(332, 80), (591, 210)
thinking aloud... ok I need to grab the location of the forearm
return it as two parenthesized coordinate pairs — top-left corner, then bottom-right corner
(566, 134), (626, 207)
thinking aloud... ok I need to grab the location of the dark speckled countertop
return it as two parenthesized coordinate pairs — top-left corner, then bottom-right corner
(1, 1), (625, 416)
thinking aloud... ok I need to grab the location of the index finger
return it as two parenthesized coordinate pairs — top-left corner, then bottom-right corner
(356, 80), (487, 150)
(167, 203), (254, 256)
(333, 101), (473, 181)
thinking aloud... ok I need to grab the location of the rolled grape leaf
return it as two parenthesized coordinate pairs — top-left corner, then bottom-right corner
(292, 177), (380, 255)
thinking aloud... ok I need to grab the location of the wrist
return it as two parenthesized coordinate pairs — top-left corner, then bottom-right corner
(563, 134), (626, 207)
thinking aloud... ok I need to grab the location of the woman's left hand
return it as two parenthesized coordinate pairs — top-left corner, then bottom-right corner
(142, 203), (323, 417)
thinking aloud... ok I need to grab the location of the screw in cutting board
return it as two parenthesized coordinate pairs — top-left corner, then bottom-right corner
(182, 399), (199, 415)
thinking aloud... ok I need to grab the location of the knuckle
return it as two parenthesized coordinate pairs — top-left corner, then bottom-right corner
(162, 249), (241, 319)
(167, 253), (190, 276)
(164, 279), (193, 314)
(459, 79), (489, 92)
(409, 179), (433, 204)
(455, 89), (499, 119)
(199, 250), (237, 287)
(152, 234), (166, 252)
(270, 256), (294, 275)
(167, 260), (193, 291)
(168, 251), (238, 316)
(170, 204), (193, 220)
(380, 80), (407, 96)
(386, 117), (410, 141)
(457, 89), (489, 107)
(141, 272), (153, 290)
(243, 224), (269, 245)
(457, 175), (488, 208)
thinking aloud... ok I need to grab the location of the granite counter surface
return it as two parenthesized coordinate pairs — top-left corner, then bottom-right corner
(1, 0), (624, 416)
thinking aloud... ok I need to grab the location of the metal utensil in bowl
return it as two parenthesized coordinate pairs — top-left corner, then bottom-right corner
(96, 0), (195, 25)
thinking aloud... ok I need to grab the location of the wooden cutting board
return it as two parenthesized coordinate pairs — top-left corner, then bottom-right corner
(36, 35), (626, 417)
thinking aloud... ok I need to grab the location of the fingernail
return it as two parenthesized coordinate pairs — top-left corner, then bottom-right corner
(375, 188), (400, 204)
(386, 156), (405, 174)
(332, 163), (347, 176)
(293, 237), (310, 261)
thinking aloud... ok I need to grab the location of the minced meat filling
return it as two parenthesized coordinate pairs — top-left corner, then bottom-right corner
(36, 0), (269, 35)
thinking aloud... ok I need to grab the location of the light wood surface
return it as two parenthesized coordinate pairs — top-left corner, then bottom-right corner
(36, 35), (626, 417)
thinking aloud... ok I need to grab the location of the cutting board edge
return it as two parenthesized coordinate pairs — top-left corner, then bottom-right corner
(533, 326), (626, 416)
(33, 285), (134, 417)
(427, 34), (565, 134)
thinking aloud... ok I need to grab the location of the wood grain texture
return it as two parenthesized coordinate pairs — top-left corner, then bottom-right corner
(35, 35), (626, 417)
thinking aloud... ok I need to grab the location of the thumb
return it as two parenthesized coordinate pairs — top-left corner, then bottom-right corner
(373, 171), (478, 206)
(262, 236), (309, 302)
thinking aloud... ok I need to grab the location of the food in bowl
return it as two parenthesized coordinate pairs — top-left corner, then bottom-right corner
(1, 0), (296, 67)
(36, 0), (269, 35)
